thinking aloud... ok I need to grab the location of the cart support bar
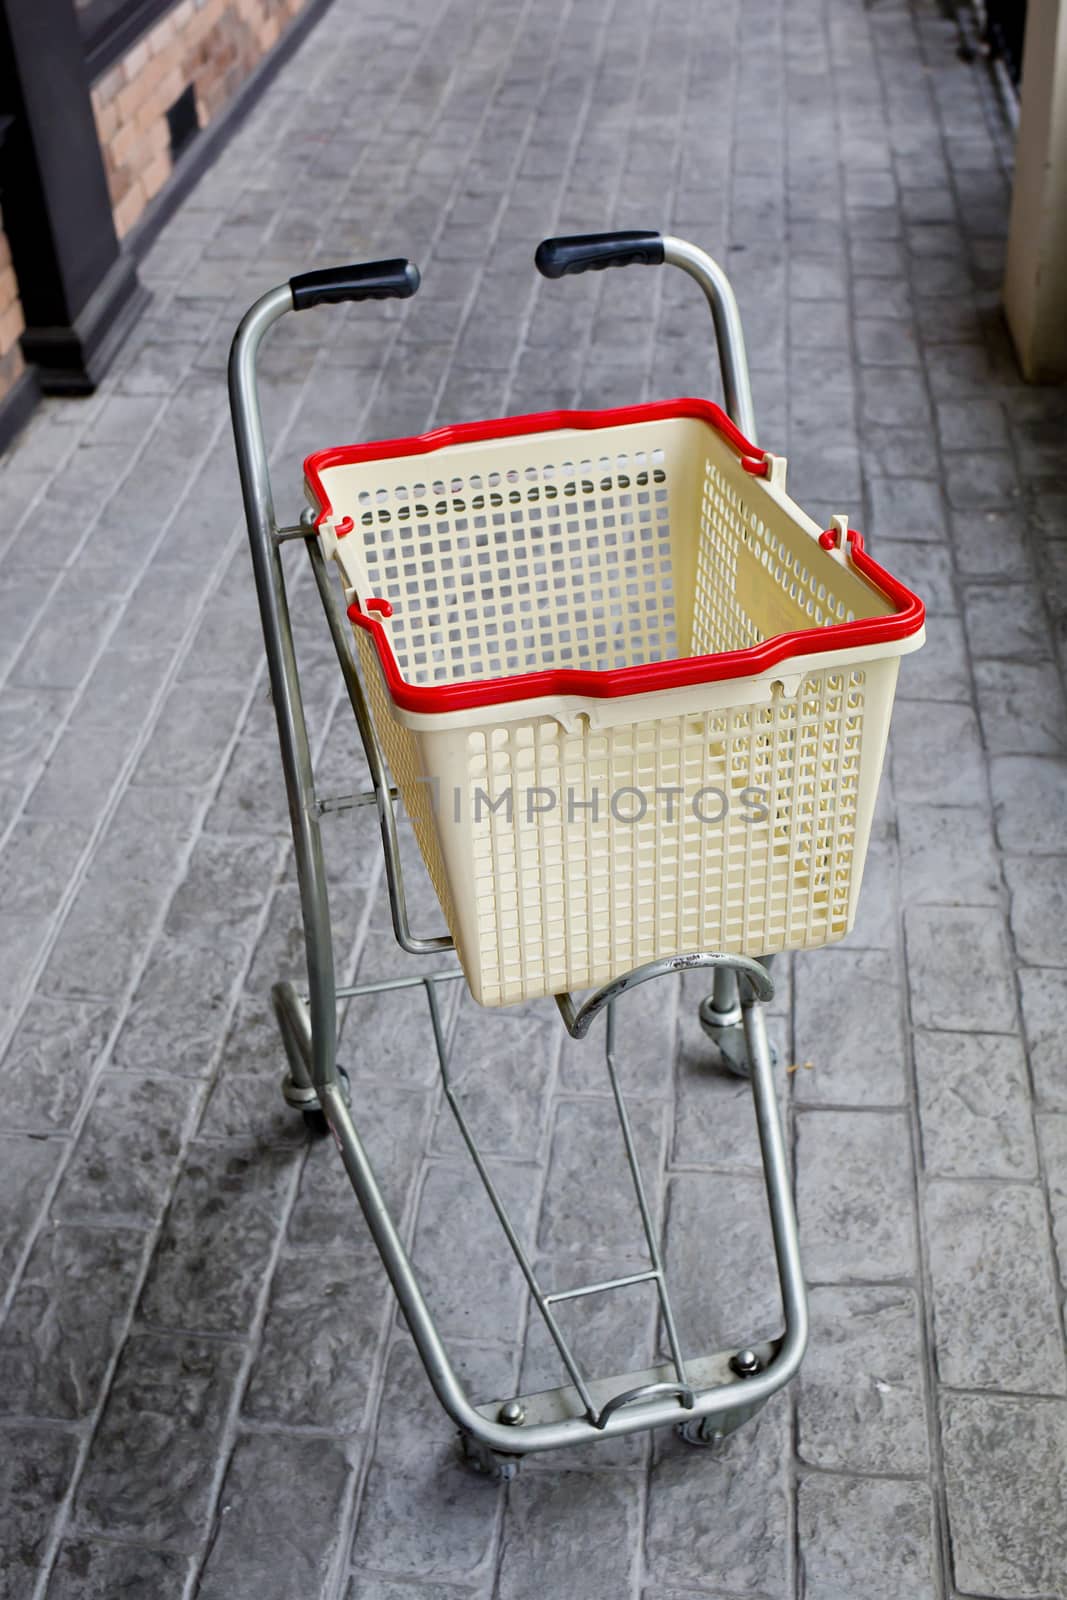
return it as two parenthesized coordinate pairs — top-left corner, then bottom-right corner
(662, 234), (757, 442)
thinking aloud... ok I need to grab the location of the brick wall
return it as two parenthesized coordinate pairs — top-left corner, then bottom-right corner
(0, 215), (26, 407)
(91, 0), (308, 239)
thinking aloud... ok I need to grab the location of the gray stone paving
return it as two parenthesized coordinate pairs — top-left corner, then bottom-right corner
(1, 0), (1066, 1594)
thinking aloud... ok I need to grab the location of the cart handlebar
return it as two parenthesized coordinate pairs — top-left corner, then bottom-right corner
(289, 258), (420, 311)
(535, 230), (665, 278)
(533, 231), (757, 440)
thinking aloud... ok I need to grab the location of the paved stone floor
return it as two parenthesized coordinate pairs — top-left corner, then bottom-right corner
(2, 0), (1067, 1595)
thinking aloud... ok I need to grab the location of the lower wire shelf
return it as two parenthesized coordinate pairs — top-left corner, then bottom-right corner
(271, 952), (808, 1478)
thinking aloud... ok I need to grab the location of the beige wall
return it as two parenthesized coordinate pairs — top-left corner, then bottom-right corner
(1003, 0), (1067, 381)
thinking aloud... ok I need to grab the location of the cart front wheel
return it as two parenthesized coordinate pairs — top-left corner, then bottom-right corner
(697, 999), (779, 1079)
(677, 1414), (730, 1449)
(458, 1431), (520, 1482)
(677, 1380), (770, 1449)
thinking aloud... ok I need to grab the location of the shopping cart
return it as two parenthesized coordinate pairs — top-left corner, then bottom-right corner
(228, 231), (925, 1477)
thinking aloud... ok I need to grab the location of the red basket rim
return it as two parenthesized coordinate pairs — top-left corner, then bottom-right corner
(304, 398), (925, 716)
(304, 395), (769, 481)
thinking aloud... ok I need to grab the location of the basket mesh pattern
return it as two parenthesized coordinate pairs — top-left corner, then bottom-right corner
(321, 411), (907, 1005)
(692, 460), (857, 655)
(461, 666), (865, 1005)
(351, 449), (677, 682)
(355, 646), (867, 1005)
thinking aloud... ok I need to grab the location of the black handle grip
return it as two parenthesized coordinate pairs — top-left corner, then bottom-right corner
(534, 231), (664, 279)
(289, 259), (420, 311)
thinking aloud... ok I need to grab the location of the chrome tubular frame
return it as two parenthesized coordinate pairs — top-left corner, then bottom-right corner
(662, 234), (758, 443)
(227, 239), (807, 1473)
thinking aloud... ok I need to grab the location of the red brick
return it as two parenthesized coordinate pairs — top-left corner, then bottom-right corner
(113, 180), (147, 239)
(0, 340), (26, 403)
(97, 0), (309, 239)
(0, 300), (26, 358)
(92, 63), (125, 106)
(142, 151), (172, 202)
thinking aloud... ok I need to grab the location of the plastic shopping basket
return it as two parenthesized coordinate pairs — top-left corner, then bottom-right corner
(307, 397), (924, 1008)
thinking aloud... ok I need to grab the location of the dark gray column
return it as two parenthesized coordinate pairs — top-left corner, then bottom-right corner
(0, 0), (147, 393)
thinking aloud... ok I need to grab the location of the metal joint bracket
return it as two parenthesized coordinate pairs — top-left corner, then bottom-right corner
(594, 1381), (694, 1431)
(555, 951), (774, 1040)
(313, 787), (397, 816)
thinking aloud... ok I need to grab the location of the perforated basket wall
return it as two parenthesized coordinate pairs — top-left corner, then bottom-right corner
(353, 444), (679, 682)
(310, 406), (920, 1006)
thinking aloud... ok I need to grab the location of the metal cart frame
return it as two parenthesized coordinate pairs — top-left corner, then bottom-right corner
(228, 233), (808, 1477)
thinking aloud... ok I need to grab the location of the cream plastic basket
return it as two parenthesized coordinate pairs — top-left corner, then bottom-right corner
(307, 398), (925, 1007)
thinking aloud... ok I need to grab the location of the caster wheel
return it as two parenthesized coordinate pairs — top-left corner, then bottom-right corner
(698, 993), (742, 1036)
(302, 1066), (351, 1137)
(677, 1415), (728, 1450)
(697, 1000), (778, 1081)
(458, 1432), (520, 1482)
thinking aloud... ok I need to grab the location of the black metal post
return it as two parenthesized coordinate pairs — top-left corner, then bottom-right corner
(985, 0), (1028, 87)
(0, 0), (147, 394)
